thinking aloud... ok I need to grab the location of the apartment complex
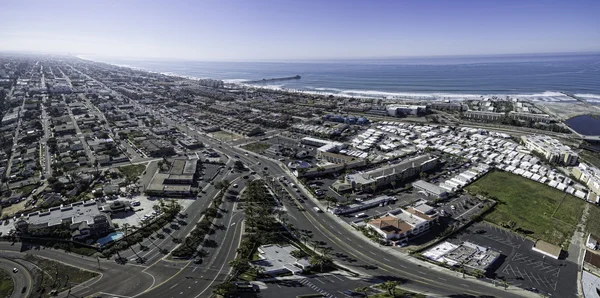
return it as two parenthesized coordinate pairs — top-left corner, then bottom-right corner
(339, 154), (438, 191)
(521, 135), (578, 165)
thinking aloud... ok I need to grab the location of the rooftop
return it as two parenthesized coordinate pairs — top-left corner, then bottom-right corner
(24, 201), (104, 228)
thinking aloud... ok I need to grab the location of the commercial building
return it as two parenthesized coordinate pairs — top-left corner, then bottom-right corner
(15, 201), (112, 241)
(340, 154), (438, 191)
(366, 200), (438, 242)
(139, 139), (176, 157)
(251, 244), (311, 275)
(412, 180), (448, 198)
(330, 195), (396, 215)
(521, 135), (578, 165)
(145, 158), (199, 197)
(387, 105), (427, 116)
(300, 137), (346, 153)
(423, 241), (501, 271)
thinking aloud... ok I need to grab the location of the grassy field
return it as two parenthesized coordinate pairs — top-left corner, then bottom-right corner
(117, 164), (146, 180)
(23, 254), (99, 297)
(586, 204), (600, 236)
(211, 131), (241, 142)
(467, 171), (585, 248)
(0, 269), (14, 298)
(241, 142), (272, 154)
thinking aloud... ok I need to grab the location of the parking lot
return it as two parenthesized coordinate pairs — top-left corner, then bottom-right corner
(452, 222), (578, 297)
(439, 195), (485, 220)
(258, 271), (377, 298)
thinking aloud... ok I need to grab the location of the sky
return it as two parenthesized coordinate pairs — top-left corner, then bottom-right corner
(1, 0), (599, 61)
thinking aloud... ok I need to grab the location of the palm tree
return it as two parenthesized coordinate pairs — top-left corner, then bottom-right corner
(381, 280), (399, 297)
(309, 254), (332, 272)
(473, 269), (485, 279)
(356, 286), (370, 297)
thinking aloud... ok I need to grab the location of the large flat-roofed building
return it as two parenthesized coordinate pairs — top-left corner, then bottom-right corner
(342, 154), (438, 191)
(387, 105), (427, 116)
(301, 137), (346, 153)
(139, 139), (176, 157)
(423, 241), (501, 272)
(412, 180), (448, 198)
(145, 158), (199, 197)
(464, 110), (504, 122)
(521, 134), (578, 165)
(15, 201), (112, 241)
(508, 111), (552, 123)
(1, 111), (19, 125)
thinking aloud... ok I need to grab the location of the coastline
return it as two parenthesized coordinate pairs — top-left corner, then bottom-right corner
(76, 55), (600, 104)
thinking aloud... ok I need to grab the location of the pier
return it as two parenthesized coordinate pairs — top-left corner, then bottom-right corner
(243, 75), (301, 84)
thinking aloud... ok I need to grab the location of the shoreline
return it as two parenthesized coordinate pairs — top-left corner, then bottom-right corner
(76, 55), (600, 104)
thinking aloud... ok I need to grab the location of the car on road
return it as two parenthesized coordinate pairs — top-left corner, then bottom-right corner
(313, 207), (322, 213)
(132, 200), (141, 206)
(12, 268), (18, 273)
(355, 213), (367, 218)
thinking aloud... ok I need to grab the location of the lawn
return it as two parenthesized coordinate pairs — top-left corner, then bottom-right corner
(466, 170), (585, 248)
(0, 269), (14, 298)
(117, 164), (146, 181)
(23, 254), (99, 297)
(241, 142), (272, 154)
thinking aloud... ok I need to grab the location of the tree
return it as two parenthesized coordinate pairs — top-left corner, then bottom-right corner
(499, 280), (509, 290)
(309, 254), (332, 272)
(356, 286), (370, 297)
(229, 258), (251, 276)
(233, 160), (245, 171)
(212, 282), (235, 296)
(381, 280), (399, 297)
(473, 269), (485, 279)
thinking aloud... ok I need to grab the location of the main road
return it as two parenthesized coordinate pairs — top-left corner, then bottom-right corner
(184, 128), (533, 297)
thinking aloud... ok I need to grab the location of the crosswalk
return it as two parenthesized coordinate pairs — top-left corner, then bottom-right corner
(297, 278), (337, 298)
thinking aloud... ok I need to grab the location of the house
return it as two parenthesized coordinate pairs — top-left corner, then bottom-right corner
(251, 244), (311, 275)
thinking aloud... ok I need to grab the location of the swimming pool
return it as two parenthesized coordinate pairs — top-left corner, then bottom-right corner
(97, 231), (124, 246)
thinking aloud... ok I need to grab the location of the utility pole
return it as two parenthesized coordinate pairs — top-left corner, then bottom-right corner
(96, 256), (101, 270)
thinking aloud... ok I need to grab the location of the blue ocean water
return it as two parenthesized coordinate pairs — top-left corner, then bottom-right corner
(87, 53), (600, 99)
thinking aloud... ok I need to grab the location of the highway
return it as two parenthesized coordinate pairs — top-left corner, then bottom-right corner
(186, 131), (533, 297)
(136, 175), (248, 298)
(63, 68), (533, 297)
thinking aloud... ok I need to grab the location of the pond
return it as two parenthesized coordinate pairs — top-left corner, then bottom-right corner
(565, 115), (600, 136)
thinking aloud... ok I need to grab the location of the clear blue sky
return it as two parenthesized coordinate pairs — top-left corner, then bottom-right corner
(1, 0), (599, 61)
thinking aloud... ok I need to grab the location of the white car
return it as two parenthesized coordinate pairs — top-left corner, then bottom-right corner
(12, 268), (18, 273)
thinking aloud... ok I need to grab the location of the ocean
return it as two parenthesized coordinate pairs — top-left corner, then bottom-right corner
(84, 53), (600, 103)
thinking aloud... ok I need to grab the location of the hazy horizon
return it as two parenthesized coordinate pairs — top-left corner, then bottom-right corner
(1, 0), (599, 61)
